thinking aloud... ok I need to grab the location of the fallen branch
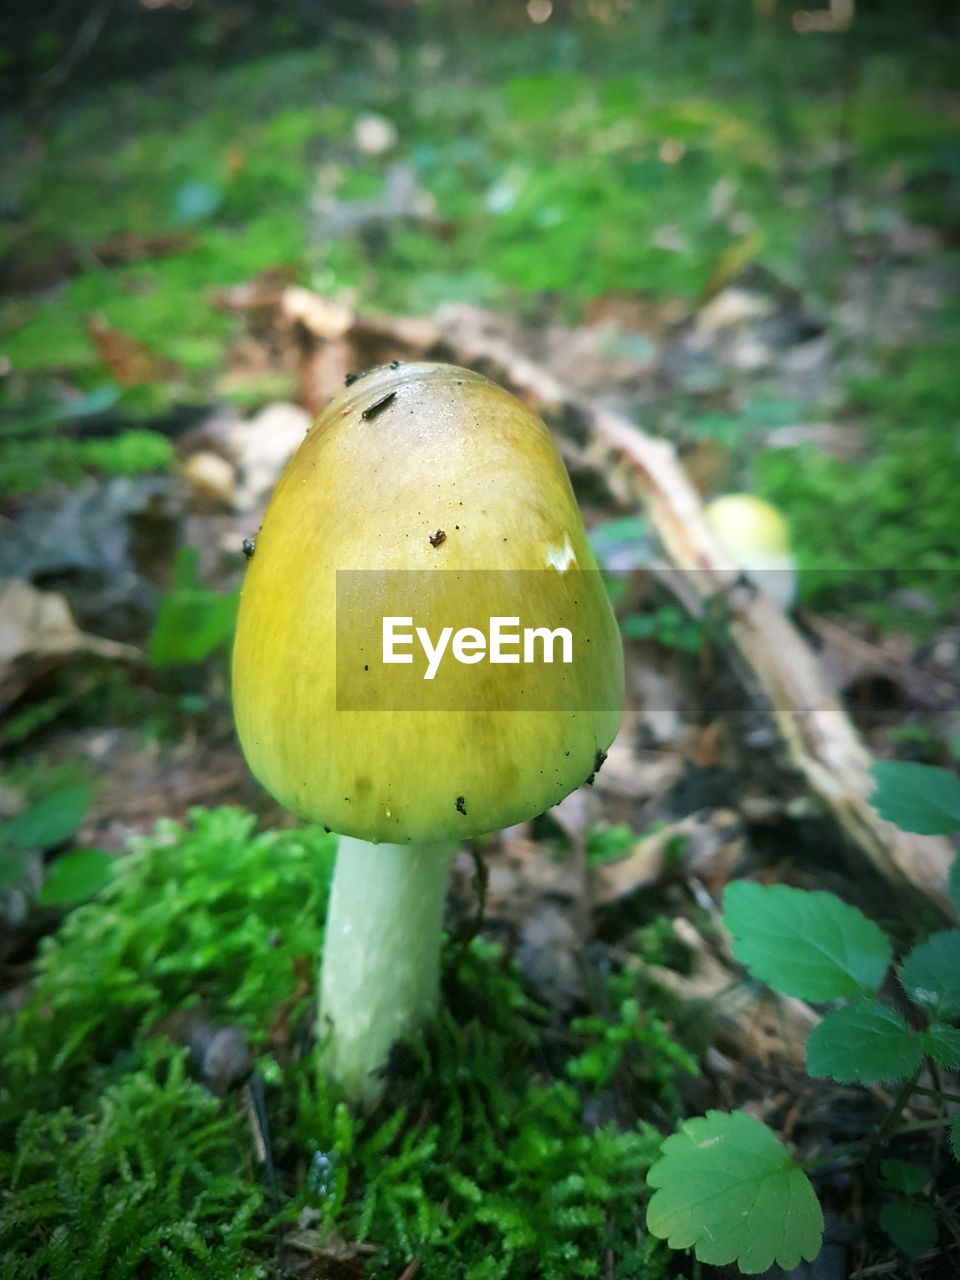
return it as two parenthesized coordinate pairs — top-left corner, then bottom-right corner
(220, 288), (957, 915)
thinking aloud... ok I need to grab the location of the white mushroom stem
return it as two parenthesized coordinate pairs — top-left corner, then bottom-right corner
(319, 836), (454, 1102)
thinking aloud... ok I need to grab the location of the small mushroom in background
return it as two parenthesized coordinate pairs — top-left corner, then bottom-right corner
(703, 493), (797, 609)
(232, 362), (624, 1103)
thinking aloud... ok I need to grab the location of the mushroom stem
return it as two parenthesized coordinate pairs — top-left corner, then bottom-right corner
(319, 836), (454, 1101)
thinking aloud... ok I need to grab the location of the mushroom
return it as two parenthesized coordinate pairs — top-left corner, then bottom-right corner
(703, 493), (797, 609)
(232, 362), (624, 1101)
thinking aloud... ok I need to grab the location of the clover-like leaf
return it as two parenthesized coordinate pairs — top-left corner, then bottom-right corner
(806, 999), (921, 1084)
(869, 761), (960, 834)
(878, 1200), (937, 1259)
(919, 1023), (960, 1070)
(646, 1110), (823, 1274)
(900, 931), (960, 1021)
(724, 881), (891, 1001)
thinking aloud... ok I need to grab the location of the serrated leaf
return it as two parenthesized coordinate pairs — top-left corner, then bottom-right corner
(880, 1158), (927, 1196)
(878, 1200), (937, 1258)
(37, 849), (114, 906)
(869, 761), (960, 834)
(4, 785), (93, 852)
(919, 1023), (960, 1069)
(724, 881), (891, 1000)
(950, 1117), (960, 1164)
(900, 932), (960, 1021)
(806, 999), (921, 1084)
(646, 1110), (823, 1274)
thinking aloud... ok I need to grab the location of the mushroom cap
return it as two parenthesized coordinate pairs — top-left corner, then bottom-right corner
(232, 362), (624, 843)
(704, 494), (792, 562)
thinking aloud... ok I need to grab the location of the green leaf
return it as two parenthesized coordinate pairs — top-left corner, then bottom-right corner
(878, 1200), (937, 1258)
(899, 931), (960, 1020)
(646, 1110), (823, 1274)
(806, 999), (921, 1084)
(148, 547), (239, 667)
(4, 785), (94, 852)
(869, 761), (960, 834)
(723, 881), (891, 1000)
(880, 1159), (927, 1196)
(0, 847), (32, 888)
(37, 849), (114, 906)
(950, 1116), (960, 1164)
(919, 1023), (960, 1070)
(949, 860), (960, 915)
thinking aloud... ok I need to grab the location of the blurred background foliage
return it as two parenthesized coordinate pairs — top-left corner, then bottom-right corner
(2, 0), (957, 619)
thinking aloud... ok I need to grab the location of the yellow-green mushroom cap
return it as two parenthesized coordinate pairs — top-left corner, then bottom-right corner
(703, 494), (792, 562)
(232, 362), (624, 844)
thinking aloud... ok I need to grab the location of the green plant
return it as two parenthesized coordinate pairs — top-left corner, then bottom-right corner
(755, 339), (960, 627)
(646, 761), (960, 1273)
(586, 821), (636, 865)
(869, 760), (960, 835)
(0, 771), (94, 890)
(2, 808), (693, 1278)
(620, 605), (703, 653)
(0, 419), (175, 494)
(36, 848), (115, 907)
(287, 941), (679, 1280)
(1, 1043), (264, 1280)
(148, 546), (239, 667)
(0, 808), (336, 1124)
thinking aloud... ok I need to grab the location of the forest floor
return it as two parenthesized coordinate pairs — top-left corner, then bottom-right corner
(1, 22), (959, 1280)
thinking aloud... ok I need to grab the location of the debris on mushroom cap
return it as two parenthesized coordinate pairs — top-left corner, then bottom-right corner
(360, 391), (397, 421)
(232, 362), (624, 845)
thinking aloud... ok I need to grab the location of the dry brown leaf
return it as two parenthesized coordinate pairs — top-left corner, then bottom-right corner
(85, 314), (182, 386)
(0, 578), (140, 709)
(628, 916), (819, 1063)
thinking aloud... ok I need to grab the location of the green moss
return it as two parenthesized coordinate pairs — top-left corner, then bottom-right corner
(1, 1045), (264, 1280)
(0, 428), (174, 494)
(1, 809), (688, 1277)
(284, 943), (692, 1279)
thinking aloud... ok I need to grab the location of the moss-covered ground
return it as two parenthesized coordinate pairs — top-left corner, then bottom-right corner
(1, 808), (698, 1278)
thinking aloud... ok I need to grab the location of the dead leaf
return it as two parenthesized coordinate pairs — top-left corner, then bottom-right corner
(0, 579), (140, 709)
(627, 916), (818, 1063)
(85, 314), (183, 386)
(180, 450), (236, 506)
(282, 288), (355, 340)
(590, 810), (745, 908)
(226, 402), (311, 512)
